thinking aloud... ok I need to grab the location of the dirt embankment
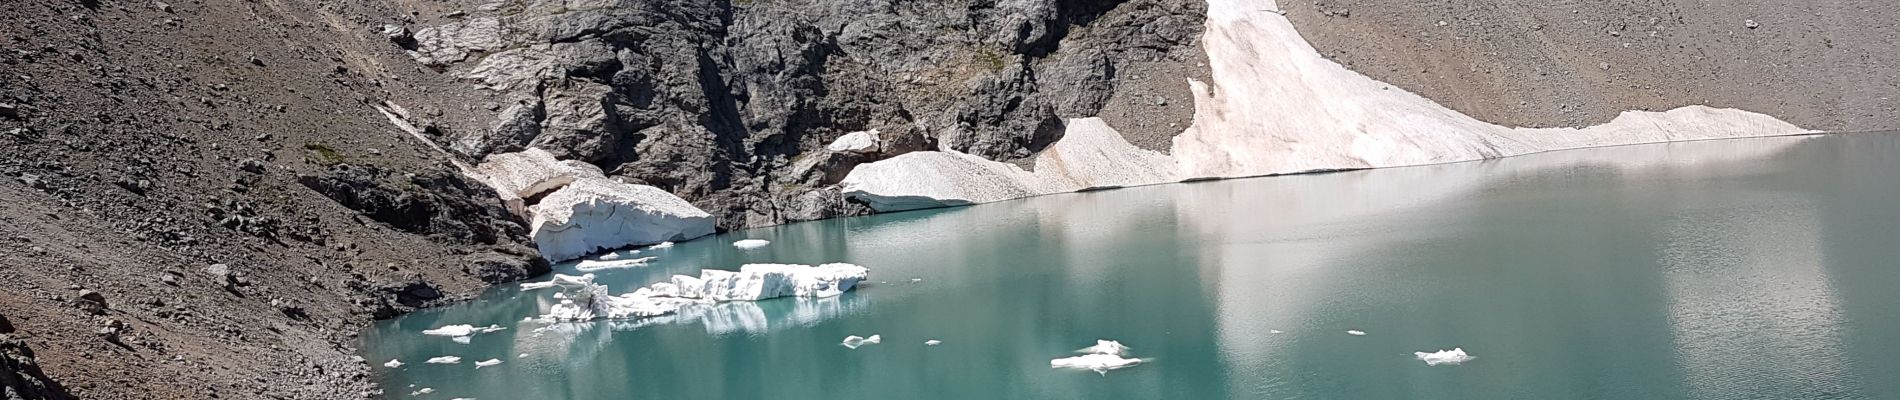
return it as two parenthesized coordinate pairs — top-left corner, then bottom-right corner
(1282, 0), (1900, 132)
(1, 0), (541, 398)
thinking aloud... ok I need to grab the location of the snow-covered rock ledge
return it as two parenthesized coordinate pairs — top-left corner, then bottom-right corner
(473, 148), (716, 262)
(838, 0), (1814, 212)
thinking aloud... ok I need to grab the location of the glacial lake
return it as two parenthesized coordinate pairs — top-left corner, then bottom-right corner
(364, 132), (1900, 399)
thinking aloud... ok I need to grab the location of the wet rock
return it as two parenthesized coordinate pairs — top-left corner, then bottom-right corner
(464, 251), (550, 284)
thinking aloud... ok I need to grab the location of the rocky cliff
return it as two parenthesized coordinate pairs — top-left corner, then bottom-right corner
(403, 0), (1209, 229)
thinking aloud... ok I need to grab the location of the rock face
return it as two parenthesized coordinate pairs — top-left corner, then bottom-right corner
(529, 178), (717, 262)
(297, 164), (528, 246)
(0, 335), (75, 400)
(405, 0), (1209, 230)
(838, 0), (1812, 210)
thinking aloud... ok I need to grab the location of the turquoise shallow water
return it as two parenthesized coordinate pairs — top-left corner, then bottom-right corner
(364, 132), (1900, 399)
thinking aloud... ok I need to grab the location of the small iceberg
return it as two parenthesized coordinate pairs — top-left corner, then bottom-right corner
(524, 264), (869, 323)
(1346, 330), (1366, 336)
(575, 256), (657, 272)
(425, 356), (461, 364)
(475, 358), (503, 368)
(651, 241), (674, 249)
(421, 324), (506, 337)
(412, 388), (434, 395)
(842, 334), (882, 349)
(451, 336), (471, 344)
(1414, 348), (1475, 366)
(383, 359), (403, 368)
(925, 339), (942, 346)
(1052, 340), (1142, 374)
(1269, 330), (1283, 334)
(732, 239), (771, 249)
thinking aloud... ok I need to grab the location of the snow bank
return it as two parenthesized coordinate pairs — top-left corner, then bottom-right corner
(530, 178), (716, 262)
(1052, 339), (1143, 374)
(837, 0), (1812, 212)
(1414, 348), (1475, 366)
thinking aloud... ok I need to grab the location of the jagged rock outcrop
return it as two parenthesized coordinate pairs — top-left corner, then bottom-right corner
(296, 164), (528, 246)
(0, 335), (75, 400)
(400, 0), (1209, 230)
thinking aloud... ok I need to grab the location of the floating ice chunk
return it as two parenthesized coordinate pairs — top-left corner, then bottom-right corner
(426, 356), (462, 364)
(1078, 340), (1131, 356)
(475, 358), (503, 368)
(521, 273), (596, 290)
(910, 278), (922, 283)
(450, 398), (475, 400)
(1054, 339), (1144, 374)
(651, 241), (674, 249)
(732, 239), (771, 249)
(412, 388), (434, 395)
(422, 324), (506, 337)
(1051, 353), (1143, 374)
(925, 339), (942, 346)
(597, 249), (639, 261)
(1414, 348), (1475, 366)
(1269, 330), (1283, 334)
(841, 334), (882, 349)
(451, 336), (471, 344)
(1346, 330), (1367, 336)
(576, 256), (658, 272)
(383, 359), (403, 368)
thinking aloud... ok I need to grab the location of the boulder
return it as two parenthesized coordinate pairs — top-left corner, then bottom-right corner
(529, 178), (716, 262)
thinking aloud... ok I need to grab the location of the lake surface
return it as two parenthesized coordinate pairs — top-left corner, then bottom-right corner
(364, 132), (1900, 399)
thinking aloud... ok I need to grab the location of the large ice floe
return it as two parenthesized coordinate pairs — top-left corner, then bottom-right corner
(471, 148), (715, 262)
(1414, 348), (1476, 366)
(1051, 340), (1144, 374)
(838, 0), (1813, 212)
(520, 263), (869, 323)
(421, 324), (506, 337)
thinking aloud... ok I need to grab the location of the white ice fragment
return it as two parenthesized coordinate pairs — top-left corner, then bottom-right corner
(1414, 348), (1475, 366)
(475, 358), (503, 368)
(1269, 330), (1283, 334)
(450, 398), (475, 400)
(1346, 330), (1367, 336)
(841, 334), (882, 349)
(411, 387), (435, 396)
(576, 256), (658, 272)
(1051, 353), (1143, 374)
(1054, 339), (1144, 374)
(422, 324), (506, 337)
(925, 339), (942, 346)
(732, 239), (771, 249)
(1078, 340), (1131, 356)
(910, 278), (922, 283)
(650, 241), (674, 249)
(451, 336), (471, 344)
(425, 356), (462, 364)
(383, 359), (404, 368)
(521, 273), (596, 290)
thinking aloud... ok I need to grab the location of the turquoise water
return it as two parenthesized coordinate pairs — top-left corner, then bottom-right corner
(364, 132), (1900, 399)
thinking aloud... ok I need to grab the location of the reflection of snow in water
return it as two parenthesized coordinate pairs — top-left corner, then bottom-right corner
(513, 294), (867, 363)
